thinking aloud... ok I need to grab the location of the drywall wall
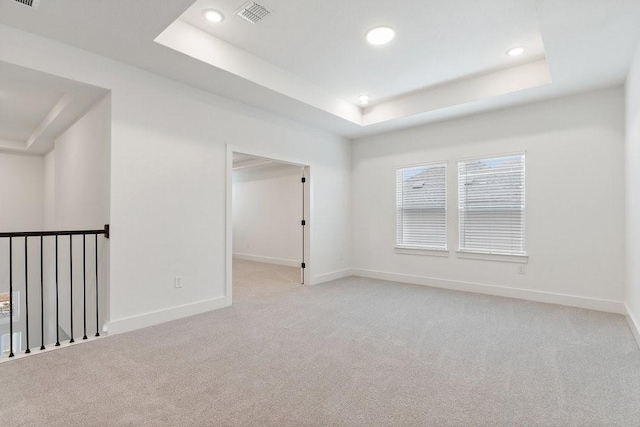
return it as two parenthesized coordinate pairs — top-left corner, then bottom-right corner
(626, 39), (640, 342)
(0, 24), (351, 334)
(352, 87), (626, 312)
(0, 153), (44, 232)
(44, 152), (55, 230)
(48, 96), (111, 230)
(43, 96), (111, 341)
(233, 163), (304, 266)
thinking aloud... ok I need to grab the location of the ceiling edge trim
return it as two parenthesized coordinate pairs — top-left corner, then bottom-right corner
(362, 58), (553, 125)
(155, 19), (363, 125)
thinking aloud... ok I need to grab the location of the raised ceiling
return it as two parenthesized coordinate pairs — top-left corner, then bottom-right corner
(0, 61), (109, 155)
(158, 0), (551, 127)
(180, 0), (546, 105)
(0, 0), (639, 138)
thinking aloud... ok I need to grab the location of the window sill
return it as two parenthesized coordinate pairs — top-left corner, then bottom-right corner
(456, 251), (528, 264)
(395, 247), (450, 257)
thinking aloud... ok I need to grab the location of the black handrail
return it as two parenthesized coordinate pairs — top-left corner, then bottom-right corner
(0, 224), (109, 238)
(1, 224), (109, 358)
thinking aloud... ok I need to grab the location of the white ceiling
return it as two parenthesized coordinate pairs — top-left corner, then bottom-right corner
(0, 0), (639, 138)
(0, 61), (109, 155)
(0, 66), (62, 141)
(181, 0), (546, 104)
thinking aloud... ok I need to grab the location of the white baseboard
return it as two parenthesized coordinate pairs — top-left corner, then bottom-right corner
(233, 253), (300, 268)
(107, 296), (231, 335)
(313, 269), (353, 285)
(626, 305), (640, 350)
(352, 269), (626, 314)
(0, 335), (107, 364)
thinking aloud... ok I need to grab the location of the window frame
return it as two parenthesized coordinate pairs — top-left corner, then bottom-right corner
(457, 152), (527, 258)
(395, 160), (449, 253)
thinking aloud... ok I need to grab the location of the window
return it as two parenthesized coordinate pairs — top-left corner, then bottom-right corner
(458, 154), (526, 256)
(396, 162), (447, 250)
(0, 291), (19, 324)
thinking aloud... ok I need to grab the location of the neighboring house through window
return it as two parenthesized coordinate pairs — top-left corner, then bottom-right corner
(396, 162), (447, 250)
(458, 154), (526, 256)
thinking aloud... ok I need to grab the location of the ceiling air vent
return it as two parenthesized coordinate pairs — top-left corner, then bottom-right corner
(235, 1), (272, 24)
(14, 0), (40, 8)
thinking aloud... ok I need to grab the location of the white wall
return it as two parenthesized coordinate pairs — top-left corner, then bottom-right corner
(0, 24), (352, 334)
(626, 39), (640, 340)
(44, 152), (55, 230)
(0, 153), (44, 231)
(233, 163), (303, 266)
(48, 96), (111, 230)
(352, 87), (626, 312)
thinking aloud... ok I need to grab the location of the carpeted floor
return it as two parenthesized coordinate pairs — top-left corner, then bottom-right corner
(1, 259), (639, 426)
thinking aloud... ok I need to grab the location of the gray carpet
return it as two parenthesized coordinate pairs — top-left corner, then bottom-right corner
(1, 259), (639, 426)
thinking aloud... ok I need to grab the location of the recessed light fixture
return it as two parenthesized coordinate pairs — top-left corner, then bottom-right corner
(366, 27), (396, 46)
(203, 9), (225, 23)
(507, 46), (525, 57)
(358, 95), (370, 107)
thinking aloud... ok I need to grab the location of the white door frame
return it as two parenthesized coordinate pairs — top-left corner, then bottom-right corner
(225, 144), (313, 301)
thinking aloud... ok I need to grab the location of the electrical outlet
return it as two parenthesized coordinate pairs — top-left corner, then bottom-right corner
(174, 276), (183, 288)
(517, 266), (526, 275)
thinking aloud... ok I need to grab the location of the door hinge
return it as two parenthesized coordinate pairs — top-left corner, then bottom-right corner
(301, 220), (306, 226)
(301, 263), (306, 269)
(301, 177), (306, 183)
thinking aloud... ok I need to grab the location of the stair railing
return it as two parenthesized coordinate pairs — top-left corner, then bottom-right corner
(0, 224), (109, 358)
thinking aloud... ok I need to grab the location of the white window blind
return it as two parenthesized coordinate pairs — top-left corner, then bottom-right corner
(396, 162), (447, 250)
(458, 154), (526, 255)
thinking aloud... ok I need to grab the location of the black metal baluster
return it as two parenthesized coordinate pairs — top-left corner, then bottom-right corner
(95, 234), (100, 337)
(69, 236), (74, 343)
(24, 237), (30, 354)
(0, 227), (109, 355)
(83, 234), (87, 340)
(9, 237), (14, 358)
(55, 235), (60, 347)
(302, 175), (306, 285)
(40, 236), (45, 351)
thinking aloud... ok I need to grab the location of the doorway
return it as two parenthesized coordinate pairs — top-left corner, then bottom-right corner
(226, 146), (311, 302)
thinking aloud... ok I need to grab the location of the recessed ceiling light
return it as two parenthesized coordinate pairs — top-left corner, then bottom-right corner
(203, 9), (225, 23)
(358, 95), (370, 106)
(366, 27), (396, 46)
(507, 47), (525, 57)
